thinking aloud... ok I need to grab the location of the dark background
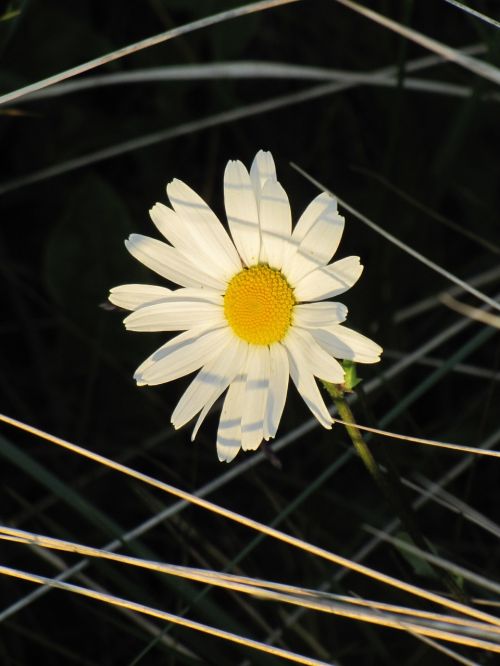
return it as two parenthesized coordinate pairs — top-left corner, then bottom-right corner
(1, 1), (500, 664)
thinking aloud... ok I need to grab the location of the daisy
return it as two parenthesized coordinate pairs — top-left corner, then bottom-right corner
(109, 151), (382, 462)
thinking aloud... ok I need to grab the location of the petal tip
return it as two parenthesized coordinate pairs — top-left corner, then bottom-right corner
(217, 441), (241, 463)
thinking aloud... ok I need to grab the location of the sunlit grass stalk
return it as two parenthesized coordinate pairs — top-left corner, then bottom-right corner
(2, 524), (498, 639)
(1, 413), (499, 630)
(24, 506), (497, 662)
(2, 560), (500, 653)
(0, 333), (469, 625)
(0, 565), (331, 666)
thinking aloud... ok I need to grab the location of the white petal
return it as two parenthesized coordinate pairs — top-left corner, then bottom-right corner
(150, 202), (224, 281)
(241, 346), (270, 451)
(192, 343), (248, 442)
(135, 326), (231, 386)
(292, 192), (337, 243)
(224, 160), (260, 267)
(250, 150), (277, 201)
(109, 284), (172, 311)
(149, 202), (190, 249)
(171, 336), (243, 430)
(264, 343), (289, 440)
(125, 234), (226, 290)
(284, 333), (333, 429)
(285, 200), (345, 285)
(293, 302), (348, 328)
(166, 179), (242, 280)
(217, 369), (247, 463)
(124, 298), (224, 332)
(258, 178), (292, 269)
(294, 256), (363, 302)
(312, 324), (383, 364)
(282, 194), (334, 280)
(134, 326), (206, 383)
(138, 287), (222, 305)
(191, 340), (248, 438)
(286, 328), (344, 384)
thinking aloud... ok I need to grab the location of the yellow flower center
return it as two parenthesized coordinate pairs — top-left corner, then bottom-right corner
(224, 264), (295, 345)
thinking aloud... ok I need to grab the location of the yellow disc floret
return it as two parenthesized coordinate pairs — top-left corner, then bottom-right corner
(224, 264), (295, 345)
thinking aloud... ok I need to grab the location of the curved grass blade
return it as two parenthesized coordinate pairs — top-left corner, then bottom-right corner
(0, 0), (301, 106)
(0, 44), (486, 196)
(20, 63), (498, 103)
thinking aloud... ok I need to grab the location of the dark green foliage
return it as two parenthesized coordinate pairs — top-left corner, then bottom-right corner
(1, 1), (500, 665)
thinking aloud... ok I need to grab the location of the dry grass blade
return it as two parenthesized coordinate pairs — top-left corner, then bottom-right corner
(352, 167), (500, 256)
(10, 529), (198, 659)
(0, 565), (333, 666)
(332, 418), (500, 459)
(336, 427), (500, 589)
(21, 63), (498, 103)
(402, 631), (481, 666)
(2, 530), (500, 652)
(1, 525), (352, 603)
(291, 163), (500, 314)
(334, 0), (500, 86)
(443, 0), (500, 30)
(384, 351), (500, 382)
(441, 294), (500, 329)
(0, 44), (486, 196)
(262, 427), (500, 655)
(0, 525), (492, 624)
(410, 476), (500, 540)
(1, 413), (500, 630)
(0, 0), (301, 106)
(0, 333), (461, 623)
(352, 592), (483, 666)
(365, 527), (500, 597)
(394, 267), (500, 323)
(0, 322), (481, 624)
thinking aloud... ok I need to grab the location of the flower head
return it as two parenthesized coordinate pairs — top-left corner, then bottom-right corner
(110, 151), (382, 462)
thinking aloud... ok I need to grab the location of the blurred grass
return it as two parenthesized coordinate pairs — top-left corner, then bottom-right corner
(1, 0), (500, 664)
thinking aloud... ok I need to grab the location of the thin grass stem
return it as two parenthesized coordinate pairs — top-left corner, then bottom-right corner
(334, 0), (500, 86)
(291, 164), (500, 314)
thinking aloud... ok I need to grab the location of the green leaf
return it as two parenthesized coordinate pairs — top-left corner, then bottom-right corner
(394, 531), (437, 579)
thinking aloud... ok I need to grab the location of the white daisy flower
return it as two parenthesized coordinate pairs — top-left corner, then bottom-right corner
(110, 150), (382, 462)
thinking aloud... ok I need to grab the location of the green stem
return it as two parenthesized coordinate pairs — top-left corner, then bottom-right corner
(325, 382), (385, 487)
(323, 381), (468, 604)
